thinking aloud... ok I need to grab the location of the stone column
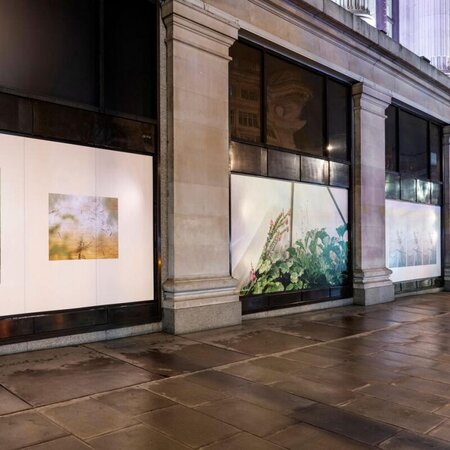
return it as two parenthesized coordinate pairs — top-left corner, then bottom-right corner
(442, 126), (450, 290)
(161, 0), (241, 334)
(352, 83), (395, 305)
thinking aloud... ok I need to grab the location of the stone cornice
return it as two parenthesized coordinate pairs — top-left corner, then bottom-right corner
(222, 0), (449, 119)
(288, 0), (450, 88)
(162, 0), (239, 60)
(352, 83), (391, 118)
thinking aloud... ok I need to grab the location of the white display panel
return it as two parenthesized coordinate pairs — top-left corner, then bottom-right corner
(386, 199), (441, 283)
(231, 173), (348, 295)
(0, 135), (154, 316)
(231, 174), (292, 292)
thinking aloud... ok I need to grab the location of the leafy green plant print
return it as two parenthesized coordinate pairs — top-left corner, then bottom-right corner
(241, 213), (348, 296)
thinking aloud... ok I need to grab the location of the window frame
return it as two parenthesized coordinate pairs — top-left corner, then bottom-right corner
(230, 40), (352, 166)
(0, 0), (158, 124)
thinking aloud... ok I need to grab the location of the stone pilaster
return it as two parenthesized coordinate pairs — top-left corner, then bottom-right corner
(442, 126), (450, 290)
(161, 0), (241, 334)
(352, 83), (395, 305)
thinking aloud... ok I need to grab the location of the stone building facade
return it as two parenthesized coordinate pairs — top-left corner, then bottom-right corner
(0, 0), (449, 352)
(159, 0), (450, 333)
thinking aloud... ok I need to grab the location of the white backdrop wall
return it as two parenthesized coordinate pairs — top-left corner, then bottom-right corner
(386, 199), (441, 282)
(0, 134), (154, 316)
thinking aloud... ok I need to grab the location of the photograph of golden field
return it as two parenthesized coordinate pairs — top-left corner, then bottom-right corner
(49, 194), (118, 260)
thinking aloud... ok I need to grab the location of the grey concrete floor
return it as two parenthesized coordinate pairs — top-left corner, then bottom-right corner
(0, 293), (450, 449)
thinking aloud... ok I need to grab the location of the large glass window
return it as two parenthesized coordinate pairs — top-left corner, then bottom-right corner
(430, 123), (442, 181)
(266, 55), (324, 156)
(229, 42), (262, 143)
(0, 0), (157, 120)
(327, 80), (349, 161)
(104, 0), (157, 119)
(229, 41), (352, 313)
(385, 104), (443, 293)
(0, 0), (99, 105)
(399, 110), (428, 179)
(229, 41), (351, 164)
(385, 105), (397, 172)
(385, 105), (443, 197)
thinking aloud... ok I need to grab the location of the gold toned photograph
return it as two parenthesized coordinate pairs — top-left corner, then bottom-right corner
(49, 194), (118, 260)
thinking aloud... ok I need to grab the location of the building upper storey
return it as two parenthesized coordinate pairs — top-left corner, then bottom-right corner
(332, 0), (450, 75)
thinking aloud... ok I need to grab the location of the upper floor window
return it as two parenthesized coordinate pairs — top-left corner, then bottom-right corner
(0, 0), (157, 120)
(229, 41), (350, 162)
(385, 104), (443, 204)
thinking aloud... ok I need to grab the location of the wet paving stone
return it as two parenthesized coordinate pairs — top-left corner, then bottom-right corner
(343, 396), (445, 433)
(1, 293), (450, 449)
(273, 374), (359, 406)
(42, 398), (137, 439)
(357, 382), (448, 412)
(23, 436), (93, 450)
(94, 387), (175, 416)
(219, 360), (293, 384)
(393, 376), (450, 399)
(436, 404), (450, 418)
(379, 431), (450, 449)
(271, 321), (358, 341)
(0, 385), (31, 415)
(291, 403), (400, 445)
(267, 422), (375, 449)
(227, 383), (315, 413)
(145, 377), (229, 407)
(195, 397), (297, 437)
(319, 316), (398, 332)
(282, 347), (347, 368)
(87, 424), (190, 450)
(0, 411), (68, 450)
(138, 404), (239, 448)
(88, 334), (250, 376)
(429, 420), (450, 442)
(201, 432), (284, 450)
(185, 328), (317, 355)
(184, 369), (253, 391)
(0, 346), (157, 406)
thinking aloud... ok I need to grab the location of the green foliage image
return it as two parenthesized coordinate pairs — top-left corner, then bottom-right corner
(241, 210), (349, 296)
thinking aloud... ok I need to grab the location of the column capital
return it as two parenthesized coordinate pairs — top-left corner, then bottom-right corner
(352, 82), (392, 118)
(161, 0), (239, 60)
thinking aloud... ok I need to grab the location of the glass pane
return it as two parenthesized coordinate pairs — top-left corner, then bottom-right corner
(267, 55), (324, 156)
(431, 182), (442, 205)
(268, 150), (300, 181)
(417, 179), (431, 204)
(386, 0), (393, 18)
(230, 141), (267, 176)
(400, 177), (416, 202)
(385, 105), (397, 171)
(0, 0), (99, 105)
(430, 123), (442, 181)
(229, 42), (262, 143)
(301, 156), (328, 184)
(104, 0), (157, 119)
(329, 162), (349, 187)
(327, 80), (348, 161)
(399, 110), (428, 178)
(385, 173), (400, 199)
(386, 20), (393, 38)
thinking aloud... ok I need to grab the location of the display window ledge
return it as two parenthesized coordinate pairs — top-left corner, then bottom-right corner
(0, 301), (160, 346)
(240, 285), (352, 315)
(394, 277), (443, 296)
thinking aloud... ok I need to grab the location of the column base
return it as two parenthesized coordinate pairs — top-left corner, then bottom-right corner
(162, 277), (242, 334)
(353, 268), (395, 306)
